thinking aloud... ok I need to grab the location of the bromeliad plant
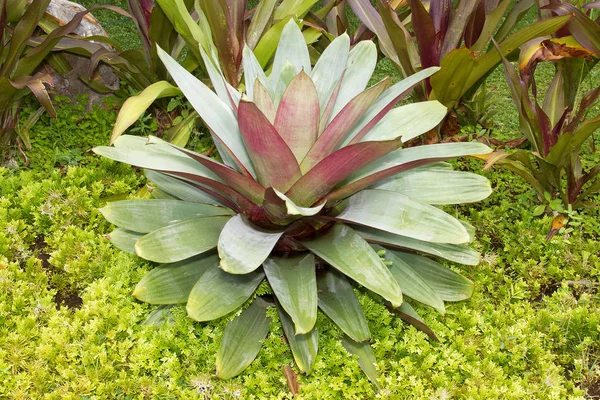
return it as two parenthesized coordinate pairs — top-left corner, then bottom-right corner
(94, 21), (492, 383)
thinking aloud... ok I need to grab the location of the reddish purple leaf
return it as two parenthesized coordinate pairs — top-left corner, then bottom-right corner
(238, 98), (302, 192)
(431, 0), (451, 35)
(407, 0), (439, 68)
(274, 71), (320, 162)
(286, 140), (402, 206)
(319, 71), (345, 134)
(463, 1), (486, 48)
(301, 77), (391, 172)
(171, 146), (266, 205)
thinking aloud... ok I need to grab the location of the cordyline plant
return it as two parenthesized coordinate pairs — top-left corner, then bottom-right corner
(347, 0), (572, 118)
(0, 0), (126, 165)
(481, 3), (600, 212)
(94, 21), (492, 383)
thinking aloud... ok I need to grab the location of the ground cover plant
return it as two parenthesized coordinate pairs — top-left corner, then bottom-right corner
(1, 0), (600, 398)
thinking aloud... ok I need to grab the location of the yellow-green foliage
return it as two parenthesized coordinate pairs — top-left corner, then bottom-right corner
(1, 155), (599, 399)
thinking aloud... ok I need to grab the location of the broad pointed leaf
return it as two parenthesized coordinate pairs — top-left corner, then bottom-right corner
(216, 299), (271, 379)
(269, 19), (311, 92)
(218, 215), (284, 274)
(187, 267), (265, 321)
(373, 245), (444, 314)
(133, 253), (219, 304)
(100, 199), (233, 233)
(106, 228), (142, 254)
(276, 303), (318, 374)
(334, 190), (470, 244)
(135, 216), (230, 263)
(392, 251), (474, 301)
(264, 254), (317, 334)
(301, 78), (392, 172)
(253, 79), (276, 123)
(372, 169), (492, 204)
(287, 140), (402, 207)
(304, 224), (403, 307)
(328, 142), (492, 202)
(310, 33), (350, 112)
(355, 226), (480, 265)
(341, 336), (381, 390)
(243, 45), (269, 100)
(341, 67), (441, 146)
(274, 71), (320, 162)
(360, 101), (447, 143)
(238, 98), (302, 192)
(316, 269), (371, 342)
(329, 41), (378, 120)
(156, 46), (255, 175)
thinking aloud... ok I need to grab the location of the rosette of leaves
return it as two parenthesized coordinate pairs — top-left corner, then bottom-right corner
(94, 21), (492, 383)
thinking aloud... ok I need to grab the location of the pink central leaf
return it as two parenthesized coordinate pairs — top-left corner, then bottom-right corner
(238, 98), (302, 192)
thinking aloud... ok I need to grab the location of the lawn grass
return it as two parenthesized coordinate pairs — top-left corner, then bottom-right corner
(1, 3), (600, 399)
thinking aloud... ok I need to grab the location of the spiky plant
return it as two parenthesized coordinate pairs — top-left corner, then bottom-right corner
(94, 20), (493, 383)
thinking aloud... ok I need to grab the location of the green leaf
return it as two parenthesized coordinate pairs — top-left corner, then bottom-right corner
(373, 245), (444, 314)
(254, 16), (293, 68)
(372, 169), (492, 205)
(111, 81), (181, 144)
(276, 303), (318, 374)
(156, 46), (255, 175)
(187, 267), (265, 322)
(216, 299), (271, 379)
(360, 101), (447, 143)
(329, 41), (377, 120)
(269, 19), (311, 92)
(246, 0), (278, 50)
(275, 0), (319, 19)
(133, 253), (219, 304)
(394, 301), (438, 340)
(144, 170), (227, 206)
(218, 215), (284, 274)
(392, 251), (474, 301)
(430, 48), (475, 109)
(354, 226), (480, 266)
(316, 269), (371, 342)
(341, 336), (381, 390)
(310, 33), (350, 112)
(264, 254), (317, 334)
(106, 228), (142, 254)
(135, 216), (230, 263)
(335, 190), (470, 244)
(100, 199), (232, 233)
(304, 224), (403, 307)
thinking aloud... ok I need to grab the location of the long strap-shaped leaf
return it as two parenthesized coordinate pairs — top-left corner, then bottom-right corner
(100, 199), (233, 233)
(187, 267), (264, 321)
(333, 189), (469, 245)
(304, 224), (403, 308)
(310, 33), (350, 112)
(391, 250), (474, 302)
(341, 336), (381, 390)
(372, 169), (492, 205)
(301, 78), (391, 172)
(264, 253), (317, 334)
(327, 142), (492, 202)
(133, 253), (219, 304)
(274, 71), (320, 162)
(316, 268), (371, 342)
(286, 140), (402, 207)
(218, 215), (284, 274)
(216, 298), (271, 379)
(135, 216), (230, 263)
(144, 170), (226, 206)
(156, 46), (255, 176)
(373, 245), (444, 314)
(238, 98), (302, 192)
(276, 303), (318, 375)
(355, 225), (480, 266)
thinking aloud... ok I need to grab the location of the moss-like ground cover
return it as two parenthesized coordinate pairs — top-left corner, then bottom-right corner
(1, 96), (599, 398)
